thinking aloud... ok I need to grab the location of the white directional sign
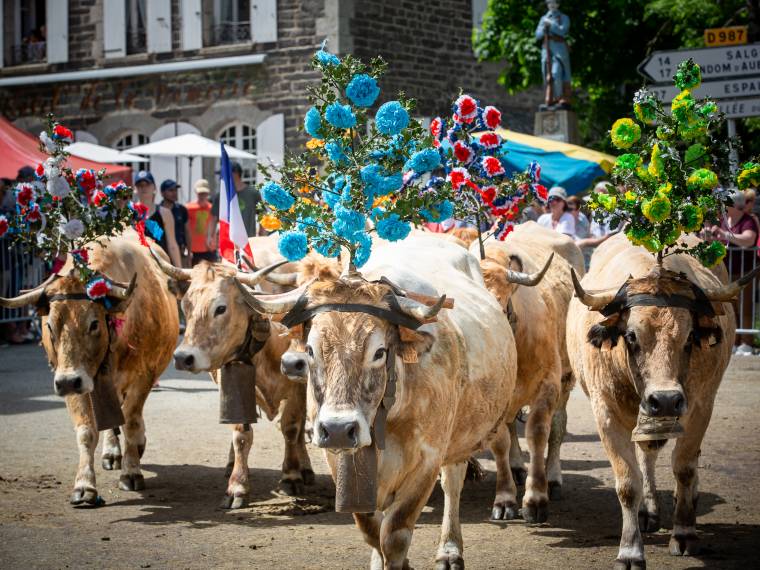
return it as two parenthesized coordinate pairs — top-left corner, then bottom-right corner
(665, 96), (760, 119)
(649, 76), (760, 102)
(638, 43), (760, 83)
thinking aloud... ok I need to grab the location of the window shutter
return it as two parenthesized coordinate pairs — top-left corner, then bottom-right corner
(147, 1), (172, 53)
(103, 0), (126, 59)
(46, 0), (69, 64)
(255, 113), (284, 184)
(181, 0), (202, 51)
(251, 0), (277, 44)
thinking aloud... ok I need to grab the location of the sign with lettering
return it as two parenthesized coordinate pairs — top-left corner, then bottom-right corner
(665, 96), (760, 119)
(638, 44), (760, 82)
(650, 76), (760, 102)
(704, 26), (749, 47)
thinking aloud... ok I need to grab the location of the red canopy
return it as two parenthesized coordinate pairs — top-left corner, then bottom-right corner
(0, 116), (132, 183)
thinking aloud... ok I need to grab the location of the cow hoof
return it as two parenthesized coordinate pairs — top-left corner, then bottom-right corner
(548, 481), (562, 501)
(522, 499), (549, 524)
(669, 534), (699, 556)
(70, 487), (103, 507)
(490, 500), (518, 521)
(220, 493), (248, 509)
(118, 473), (145, 491)
(638, 509), (660, 533)
(279, 477), (305, 496)
(301, 468), (316, 486)
(435, 554), (464, 570)
(101, 454), (122, 471)
(613, 559), (646, 569)
(511, 467), (527, 486)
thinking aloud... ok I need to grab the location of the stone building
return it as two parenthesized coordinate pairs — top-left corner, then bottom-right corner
(0, 0), (540, 202)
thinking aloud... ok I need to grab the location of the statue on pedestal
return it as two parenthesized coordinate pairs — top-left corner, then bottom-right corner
(535, 0), (572, 110)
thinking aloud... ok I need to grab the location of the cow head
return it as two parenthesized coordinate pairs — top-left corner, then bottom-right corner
(150, 248), (291, 372)
(573, 265), (759, 418)
(232, 276), (446, 451)
(0, 272), (136, 396)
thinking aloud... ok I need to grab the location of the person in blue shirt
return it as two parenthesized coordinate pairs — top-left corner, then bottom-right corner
(535, 0), (572, 109)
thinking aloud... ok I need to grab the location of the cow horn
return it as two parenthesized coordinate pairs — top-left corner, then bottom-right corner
(240, 256), (298, 287)
(395, 294), (447, 322)
(236, 260), (291, 287)
(19, 272), (58, 293)
(110, 273), (137, 301)
(506, 253), (554, 286)
(571, 268), (620, 310)
(150, 247), (191, 281)
(702, 265), (760, 302)
(233, 279), (313, 314)
(0, 288), (46, 308)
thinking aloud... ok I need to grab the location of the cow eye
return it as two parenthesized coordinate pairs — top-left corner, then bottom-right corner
(89, 320), (99, 333)
(214, 305), (227, 317)
(624, 330), (637, 346)
(306, 345), (314, 358)
(373, 348), (386, 361)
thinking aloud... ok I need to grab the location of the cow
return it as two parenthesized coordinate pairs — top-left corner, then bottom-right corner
(150, 252), (314, 507)
(475, 220), (584, 522)
(566, 233), (758, 569)
(236, 237), (520, 569)
(246, 234), (299, 293)
(0, 229), (178, 505)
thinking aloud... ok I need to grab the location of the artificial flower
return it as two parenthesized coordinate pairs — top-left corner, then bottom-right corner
(278, 230), (309, 262)
(641, 192), (671, 222)
(304, 107), (323, 139)
(403, 149), (440, 174)
(325, 140), (349, 166)
(610, 118), (641, 149)
(478, 132), (501, 149)
(453, 141), (473, 163)
(648, 143), (665, 179)
(674, 59), (701, 91)
(482, 105), (502, 129)
(420, 200), (454, 222)
(315, 48), (340, 67)
(325, 102), (357, 129)
(447, 167), (471, 191)
(698, 240), (727, 268)
(0, 215), (8, 237)
(680, 204), (703, 233)
(86, 277), (111, 300)
(61, 218), (85, 240)
(482, 156), (505, 177)
(376, 213), (411, 241)
(52, 124), (73, 142)
(48, 175), (71, 199)
(353, 232), (372, 267)
(375, 101), (409, 135)
(260, 215), (282, 231)
(346, 74), (380, 107)
(686, 168), (719, 192)
(333, 204), (366, 240)
(453, 95), (478, 123)
(15, 183), (35, 206)
(261, 181), (295, 210)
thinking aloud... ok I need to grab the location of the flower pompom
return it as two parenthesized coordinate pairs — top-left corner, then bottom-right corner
(453, 141), (474, 164)
(615, 153), (642, 172)
(674, 59), (702, 92)
(0, 215), (8, 238)
(453, 95), (478, 123)
(648, 143), (665, 179)
(447, 167), (471, 191)
(15, 183), (36, 206)
(596, 193), (617, 212)
(686, 168), (719, 192)
(325, 102), (356, 129)
(278, 230), (309, 262)
(304, 107), (323, 139)
(353, 232), (372, 267)
(375, 101), (409, 136)
(430, 117), (443, 140)
(346, 74), (380, 108)
(403, 149), (440, 174)
(315, 49), (340, 67)
(91, 190), (108, 207)
(333, 204), (366, 240)
(325, 140), (349, 166)
(738, 161), (760, 190)
(61, 218), (85, 240)
(610, 118), (641, 149)
(261, 181), (295, 210)
(52, 124), (73, 142)
(35, 163), (45, 179)
(482, 105), (502, 129)
(482, 156), (505, 177)
(86, 277), (112, 300)
(376, 213), (411, 242)
(75, 168), (98, 192)
(48, 175), (71, 199)
(671, 91), (695, 124)
(25, 203), (43, 223)
(478, 132), (501, 149)
(641, 192), (672, 222)
(260, 214), (282, 231)
(421, 200), (454, 222)
(680, 204), (704, 233)
(697, 240), (727, 268)
(633, 89), (658, 125)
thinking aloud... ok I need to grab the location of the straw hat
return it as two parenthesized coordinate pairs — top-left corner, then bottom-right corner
(194, 179), (211, 194)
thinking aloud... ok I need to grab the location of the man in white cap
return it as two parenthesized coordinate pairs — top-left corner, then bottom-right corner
(537, 186), (575, 237)
(186, 179), (218, 265)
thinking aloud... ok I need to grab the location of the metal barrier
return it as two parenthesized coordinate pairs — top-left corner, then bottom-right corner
(726, 246), (760, 336)
(0, 237), (46, 323)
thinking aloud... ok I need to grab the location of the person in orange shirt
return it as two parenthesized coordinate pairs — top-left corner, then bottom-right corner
(186, 179), (218, 265)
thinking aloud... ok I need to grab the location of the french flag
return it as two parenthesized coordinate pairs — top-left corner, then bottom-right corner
(218, 141), (253, 263)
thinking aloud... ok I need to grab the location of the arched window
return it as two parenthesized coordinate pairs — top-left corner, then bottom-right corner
(114, 132), (149, 169)
(218, 123), (256, 185)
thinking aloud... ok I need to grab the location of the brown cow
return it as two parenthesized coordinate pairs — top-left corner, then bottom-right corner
(151, 253), (313, 506)
(567, 233), (757, 569)
(476, 220), (584, 522)
(0, 229), (178, 505)
(238, 237), (518, 569)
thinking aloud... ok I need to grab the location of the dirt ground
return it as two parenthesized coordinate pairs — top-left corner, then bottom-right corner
(1, 343), (759, 570)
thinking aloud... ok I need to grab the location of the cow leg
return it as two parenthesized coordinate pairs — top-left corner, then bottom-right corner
(595, 407), (645, 570)
(221, 424), (253, 509)
(508, 421), (527, 486)
(118, 383), (149, 492)
(297, 418), (314, 485)
(435, 462), (467, 570)
(101, 428), (122, 471)
(354, 511), (384, 570)
(66, 394), (101, 507)
(635, 441), (662, 533)
(669, 405), (712, 557)
(224, 442), (235, 478)
(489, 422), (519, 520)
(546, 373), (573, 500)
(279, 385), (308, 495)
(522, 380), (558, 524)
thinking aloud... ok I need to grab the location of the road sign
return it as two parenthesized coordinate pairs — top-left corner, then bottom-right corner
(649, 76), (760, 102)
(638, 44), (760, 82)
(665, 97), (760, 119)
(704, 26), (748, 47)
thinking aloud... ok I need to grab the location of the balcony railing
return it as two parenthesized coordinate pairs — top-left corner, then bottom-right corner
(211, 21), (251, 46)
(9, 42), (46, 66)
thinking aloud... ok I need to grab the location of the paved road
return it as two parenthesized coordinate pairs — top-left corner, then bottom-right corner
(1, 343), (759, 569)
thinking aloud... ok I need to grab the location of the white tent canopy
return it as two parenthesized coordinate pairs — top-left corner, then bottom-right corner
(127, 133), (257, 160)
(66, 141), (148, 164)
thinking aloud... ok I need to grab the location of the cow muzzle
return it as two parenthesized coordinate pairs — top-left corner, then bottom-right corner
(315, 410), (371, 450)
(280, 351), (308, 382)
(641, 389), (687, 417)
(173, 346), (209, 373)
(54, 370), (93, 396)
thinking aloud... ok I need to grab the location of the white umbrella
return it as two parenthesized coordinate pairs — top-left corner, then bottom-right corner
(66, 141), (148, 164)
(127, 133), (257, 161)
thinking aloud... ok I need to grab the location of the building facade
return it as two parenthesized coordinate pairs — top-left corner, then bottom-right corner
(0, 0), (540, 201)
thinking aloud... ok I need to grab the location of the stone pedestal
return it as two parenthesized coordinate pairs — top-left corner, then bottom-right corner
(534, 110), (580, 144)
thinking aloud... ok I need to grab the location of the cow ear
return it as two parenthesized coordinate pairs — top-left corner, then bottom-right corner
(399, 327), (435, 363)
(587, 313), (623, 350)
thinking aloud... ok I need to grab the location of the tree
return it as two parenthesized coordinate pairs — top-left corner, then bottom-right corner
(474, 0), (756, 155)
